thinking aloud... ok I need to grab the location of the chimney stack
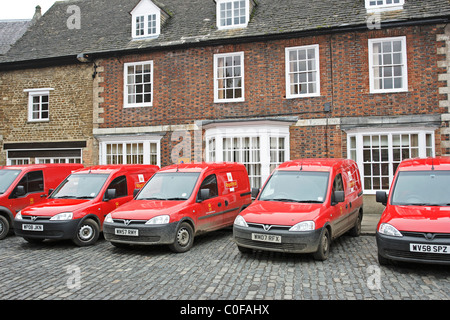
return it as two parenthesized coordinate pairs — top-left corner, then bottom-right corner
(30, 5), (42, 25)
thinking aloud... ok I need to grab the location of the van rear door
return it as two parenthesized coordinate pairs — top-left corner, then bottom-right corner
(218, 170), (243, 226)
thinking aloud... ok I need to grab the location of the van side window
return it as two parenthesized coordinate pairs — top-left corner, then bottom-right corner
(16, 171), (44, 195)
(199, 174), (218, 199)
(107, 176), (128, 198)
(333, 173), (344, 192)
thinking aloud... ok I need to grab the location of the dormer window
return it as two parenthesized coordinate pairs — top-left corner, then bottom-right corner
(365, 0), (404, 12)
(131, 0), (170, 39)
(216, 0), (255, 30)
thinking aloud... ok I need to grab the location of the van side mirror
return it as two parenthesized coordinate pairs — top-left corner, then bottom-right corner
(197, 189), (210, 202)
(104, 189), (117, 201)
(48, 189), (54, 196)
(332, 190), (345, 205)
(251, 188), (260, 199)
(376, 191), (388, 206)
(133, 189), (140, 197)
(13, 185), (26, 198)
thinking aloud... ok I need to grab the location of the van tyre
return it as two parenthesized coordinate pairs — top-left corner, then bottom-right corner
(72, 218), (99, 247)
(0, 215), (9, 240)
(169, 222), (194, 253)
(313, 228), (330, 261)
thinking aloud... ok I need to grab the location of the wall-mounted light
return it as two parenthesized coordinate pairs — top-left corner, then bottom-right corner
(77, 53), (98, 79)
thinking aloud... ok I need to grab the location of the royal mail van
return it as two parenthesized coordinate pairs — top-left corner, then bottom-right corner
(14, 165), (159, 246)
(233, 158), (363, 260)
(0, 163), (83, 240)
(376, 157), (450, 265)
(103, 162), (252, 252)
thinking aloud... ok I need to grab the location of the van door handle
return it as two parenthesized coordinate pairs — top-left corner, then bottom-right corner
(225, 200), (229, 206)
(218, 202), (222, 207)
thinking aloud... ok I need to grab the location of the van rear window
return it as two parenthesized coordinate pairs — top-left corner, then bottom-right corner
(259, 171), (329, 203)
(391, 171), (450, 206)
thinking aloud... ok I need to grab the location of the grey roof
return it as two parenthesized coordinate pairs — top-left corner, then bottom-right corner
(1, 0), (450, 65)
(0, 20), (31, 55)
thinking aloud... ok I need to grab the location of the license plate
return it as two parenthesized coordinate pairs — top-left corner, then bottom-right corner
(252, 233), (281, 243)
(410, 243), (450, 254)
(22, 224), (43, 232)
(115, 228), (139, 237)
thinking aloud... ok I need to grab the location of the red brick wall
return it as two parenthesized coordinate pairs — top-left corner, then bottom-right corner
(97, 24), (446, 163)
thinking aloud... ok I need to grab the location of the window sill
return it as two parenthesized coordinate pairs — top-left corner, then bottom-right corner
(123, 104), (153, 108)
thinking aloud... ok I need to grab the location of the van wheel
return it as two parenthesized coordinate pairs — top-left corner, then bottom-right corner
(313, 228), (330, 261)
(0, 216), (9, 240)
(169, 222), (194, 253)
(349, 212), (362, 237)
(72, 219), (99, 247)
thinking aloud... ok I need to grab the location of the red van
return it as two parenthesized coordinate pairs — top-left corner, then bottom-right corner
(103, 162), (252, 252)
(233, 158), (363, 260)
(14, 165), (159, 246)
(376, 157), (450, 265)
(0, 163), (83, 240)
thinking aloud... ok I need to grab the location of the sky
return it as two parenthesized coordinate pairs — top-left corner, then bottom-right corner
(0, 0), (60, 20)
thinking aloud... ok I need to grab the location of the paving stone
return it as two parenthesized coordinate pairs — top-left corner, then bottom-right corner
(0, 232), (449, 300)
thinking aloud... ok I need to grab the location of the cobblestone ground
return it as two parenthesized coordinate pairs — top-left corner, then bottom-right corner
(0, 231), (449, 301)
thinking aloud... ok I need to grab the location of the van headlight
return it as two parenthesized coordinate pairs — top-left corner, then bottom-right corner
(289, 221), (315, 232)
(104, 213), (113, 224)
(378, 223), (403, 237)
(15, 211), (23, 220)
(234, 215), (248, 228)
(50, 212), (73, 221)
(145, 215), (170, 225)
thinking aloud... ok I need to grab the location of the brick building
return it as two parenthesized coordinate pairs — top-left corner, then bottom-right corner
(1, 0), (450, 195)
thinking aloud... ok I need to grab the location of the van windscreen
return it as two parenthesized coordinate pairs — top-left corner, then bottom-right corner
(259, 171), (329, 203)
(0, 169), (21, 194)
(136, 172), (200, 201)
(51, 174), (109, 199)
(391, 171), (450, 206)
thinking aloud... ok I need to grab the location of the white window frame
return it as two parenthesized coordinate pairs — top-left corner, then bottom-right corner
(216, 0), (250, 30)
(98, 135), (162, 167)
(347, 128), (435, 194)
(36, 157), (82, 164)
(365, 0), (404, 12)
(285, 45), (320, 98)
(131, 0), (161, 39)
(214, 52), (245, 103)
(205, 122), (290, 188)
(24, 88), (54, 122)
(7, 158), (30, 165)
(368, 36), (408, 94)
(124, 60), (154, 108)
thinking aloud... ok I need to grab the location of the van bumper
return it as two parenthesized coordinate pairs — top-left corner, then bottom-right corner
(103, 221), (178, 245)
(233, 225), (322, 253)
(376, 232), (450, 265)
(14, 219), (79, 240)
